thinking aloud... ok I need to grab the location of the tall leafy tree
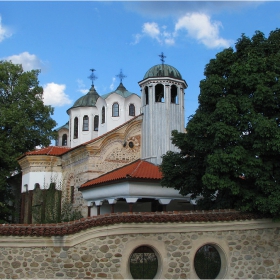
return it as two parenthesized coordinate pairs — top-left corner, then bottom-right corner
(0, 61), (57, 222)
(161, 29), (280, 218)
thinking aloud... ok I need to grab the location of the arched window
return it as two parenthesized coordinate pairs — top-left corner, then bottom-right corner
(112, 102), (119, 117)
(74, 117), (78, 139)
(145, 86), (149, 105)
(101, 107), (105, 124)
(62, 134), (67, 146)
(129, 104), (135, 116)
(83, 115), (89, 131)
(171, 85), (178, 104)
(130, 246), (158, 279)
(155, 84), (164, 102)
(94, 115), (99, 131)
(194, 244), (221, 279)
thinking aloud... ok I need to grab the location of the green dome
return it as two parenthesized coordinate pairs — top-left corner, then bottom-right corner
(143, 64), (182, 80)
(67, 85), (100, 113)
(102, 82), (136, 99)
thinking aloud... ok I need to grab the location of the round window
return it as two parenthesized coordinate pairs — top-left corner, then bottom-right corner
(194, 244), (221, 279)
(129, 246), (158, 279)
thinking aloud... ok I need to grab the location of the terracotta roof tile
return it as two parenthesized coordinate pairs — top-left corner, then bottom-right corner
(81, 160), (162, 188)
(18, 114), (142, 159)
(0, 210), (270, 237)
(24, 146), (70, 156)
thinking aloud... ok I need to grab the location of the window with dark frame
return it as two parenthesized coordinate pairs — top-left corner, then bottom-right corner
(62, 134), (67, 146)
(194, 244), (221, 279)
(74, 117), (78, 139)
(112, 102), (119, 117)
(129, 246), (158, 279)
(171, 85), (178, 104)
(94, 115), (99, 131)
(101, 106), (105, 123)
(155, 84), (164, 102)
(129, 104), (135, 116)
(145, 86), (149, 105)
(70, 186), (74, 203)
(83, 115), (89, 131)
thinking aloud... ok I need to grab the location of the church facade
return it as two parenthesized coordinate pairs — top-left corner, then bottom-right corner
(18, 62), (191, 222)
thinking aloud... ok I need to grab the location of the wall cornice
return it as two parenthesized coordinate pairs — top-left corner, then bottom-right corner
(0, 210), (277, 248)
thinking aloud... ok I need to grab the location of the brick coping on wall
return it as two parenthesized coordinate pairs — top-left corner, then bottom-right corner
(0, 210), (269, 237)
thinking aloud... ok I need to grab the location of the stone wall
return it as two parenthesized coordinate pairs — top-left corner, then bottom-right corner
(0, 210), (279, 279)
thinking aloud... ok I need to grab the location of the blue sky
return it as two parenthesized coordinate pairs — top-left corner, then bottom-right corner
(1, 1), (280, 129)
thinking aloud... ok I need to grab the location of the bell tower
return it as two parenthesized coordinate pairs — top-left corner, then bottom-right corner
(139, 54), (187, 165)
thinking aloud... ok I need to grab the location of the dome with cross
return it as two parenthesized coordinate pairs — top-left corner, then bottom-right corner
(143, 64), (182, 80)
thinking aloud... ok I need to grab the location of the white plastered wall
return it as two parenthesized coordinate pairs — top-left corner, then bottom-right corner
(21, 171), (63, 192)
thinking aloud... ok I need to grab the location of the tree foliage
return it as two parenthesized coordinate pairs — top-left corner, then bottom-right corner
(0, 61), (57, 222)
(161, 29), (280, 218)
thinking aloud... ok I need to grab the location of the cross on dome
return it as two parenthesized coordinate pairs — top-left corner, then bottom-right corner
(116, 69), (127, 83)
(159, 52), (166, 65)
(88, 68), (97, 86)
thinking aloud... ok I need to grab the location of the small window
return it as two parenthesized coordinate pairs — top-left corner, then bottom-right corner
(101, 107), (105, 124)
(145, 86), (149, 105)
(194, 244), (221, 279)
(155, 84), (164, 102)
(70, 186), (74, 203)
(112, 102), (119, 117)
(171, 85), (178, 104)
(130, 246), (158, 279)
(83, 115), (89, 131)
(129, 104), (135, 116)
(74, 117), (78, 139)
(62, 134), (67, 146)
(94, 115), (99, 131)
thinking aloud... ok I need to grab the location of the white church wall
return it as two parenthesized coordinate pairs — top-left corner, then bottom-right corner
(124, 94), (141, 120)
(56, 128), (69, 147)
(95, 97), (107, 136)
(69, 106), (99, 148)
(21, 171), (63, 192)
(104, 93), (126, 132)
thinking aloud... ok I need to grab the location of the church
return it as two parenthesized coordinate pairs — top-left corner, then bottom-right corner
(17, 57), (193, 223)
(2, 57), (279, 280)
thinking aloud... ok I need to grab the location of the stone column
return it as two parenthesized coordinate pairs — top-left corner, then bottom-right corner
(158, 198), (171, 212)
(95, 200), (103, 216)
(125, 198), (138, 213)
(87, 201), (93, 217)
(108, 199), (117, 214)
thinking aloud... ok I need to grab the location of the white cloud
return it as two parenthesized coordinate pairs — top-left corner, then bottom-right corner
(133, 22), (174, 45)
(43, 83), (72, 107)
(133, 13), (231, 49)
(142, 22), (161, 41)
(110, 77), (116, 91)
(0, 16), (12, 42)
(175, 13), (231, 48)
(77, 79), (88, 94)
(5, 52), (45, 71)
(164, 38), (175, 46)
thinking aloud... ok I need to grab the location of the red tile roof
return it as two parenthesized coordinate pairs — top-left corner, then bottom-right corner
(81, 160), (162, 189)
(0, 210), (270, 237)
(24, 146), (70, 156)
(18, 114), (143, 160)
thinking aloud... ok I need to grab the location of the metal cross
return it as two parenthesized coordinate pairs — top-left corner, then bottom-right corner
(116, 69), (127, 83)
(88, 68), (97, 86)
(159, 52), (166, 65)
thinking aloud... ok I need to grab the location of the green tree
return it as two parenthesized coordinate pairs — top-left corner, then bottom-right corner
(161, 29), (280, 218)
(0, 61), (57, 223)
